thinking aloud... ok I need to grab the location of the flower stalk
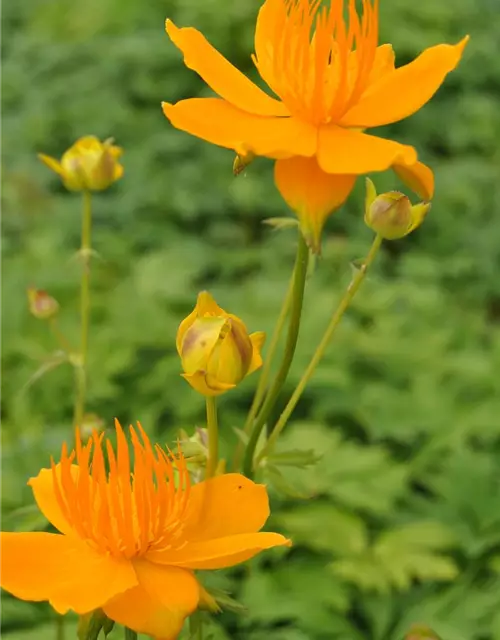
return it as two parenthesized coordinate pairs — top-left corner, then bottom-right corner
(243, 232), (309, 478)
(232, 275), (293, 470)
(74, 189), (92, 427)
(205, 396), (219, 478)
(259, 234), (384, 463)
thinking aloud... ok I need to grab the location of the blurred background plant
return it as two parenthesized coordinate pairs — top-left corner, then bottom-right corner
(2, 0), (500, 639)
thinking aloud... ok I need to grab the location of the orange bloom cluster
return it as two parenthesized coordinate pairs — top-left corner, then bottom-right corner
(162, 0), (468, 249)
(1, 422), (290, 639)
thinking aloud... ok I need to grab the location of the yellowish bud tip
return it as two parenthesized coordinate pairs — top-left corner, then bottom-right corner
(27, 288), (59, 320)
(233, 150), (255, 176)
(198, 584), (222, 613)
(364, 178), (431, 240)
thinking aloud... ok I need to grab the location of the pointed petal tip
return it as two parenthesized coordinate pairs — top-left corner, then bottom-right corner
(457, 34), (470, 53)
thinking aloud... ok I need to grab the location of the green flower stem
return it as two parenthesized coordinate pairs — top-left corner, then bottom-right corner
(259, 234), (383, 462)
(205, 396), (219, 479)
(55, 613), (65, 640)
(243, 232), (309, 478)
(189, 613), (204, 640)
(232, 275), (294, 471)
(124, 628), (138, 640)
(74, 189), (92, 427)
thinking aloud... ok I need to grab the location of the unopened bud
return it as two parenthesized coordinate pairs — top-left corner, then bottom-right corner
(39, 136), (123, 192)
(177, 291), (265, 396)
(233, 150), (255, 176)
(27, 288), (59, 320)
(364, 178), (431, 240)
(80, 413), (105, 438)
(78, 609), (114, 640)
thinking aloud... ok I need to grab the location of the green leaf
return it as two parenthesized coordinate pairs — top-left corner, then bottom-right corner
(239, 558), (351, 634)
(269, 424), (408, 514)
(2, 504), (48, 532)
(267, 448), (321, 468)
(264, 465), (311, 499)
(330, 521), (458, 593)
(262, 217), (299, 231)
(275, 502), (368, 555)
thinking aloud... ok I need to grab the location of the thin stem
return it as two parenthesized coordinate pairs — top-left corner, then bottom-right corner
(205, 396), (219, 479)
(124, 628), (138, 640)
(49, 318), (72, 353)
(259, 234), (383, 462)
(232, 275), (294, 471)
(74, 190), (92, 427)
(55, 613), (65, 640)
(243, 232), (309, 478)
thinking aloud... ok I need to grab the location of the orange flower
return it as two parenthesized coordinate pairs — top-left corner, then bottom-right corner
(1, 421), (290, 639)
(162, 0), (468, 250)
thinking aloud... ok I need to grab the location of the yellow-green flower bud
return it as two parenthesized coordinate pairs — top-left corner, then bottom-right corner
(27, 288), (59, 320)
(177, 292), (265, 396)
(39, 136), (123, 192)
(80, 413), (106, 438)
(364, 177), (431, 240)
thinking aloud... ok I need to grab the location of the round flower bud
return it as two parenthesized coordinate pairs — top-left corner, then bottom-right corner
(177, 292), (265, 396)
(364, 178), (431, 240)
(39, 136), (123, 192)
(27, 288), (59, 320)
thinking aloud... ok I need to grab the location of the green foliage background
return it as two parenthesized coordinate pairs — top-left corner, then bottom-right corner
(2, 0), (500, 638)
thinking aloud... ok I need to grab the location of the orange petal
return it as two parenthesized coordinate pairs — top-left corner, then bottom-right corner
(179, 473), (270, 542)
(103, 561), (198, 638)
(393, 161), (435, 201)
(339, 37), (469, 128)
(28, 465), (77, 535)
(247, 331), (266, 376)
(147, 532), (291, 570)
(0, 532), (136, 614)
(162, 98), (317, 159)
(368, 44), (396, 83)
(274, 156), (356, 251)
(253, 0), (282, 93)
(318, 126), (417, 175)
(166, 20), (288, 118)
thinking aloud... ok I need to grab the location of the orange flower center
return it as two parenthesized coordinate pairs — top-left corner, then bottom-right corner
(254, 0), (379, 125)
(52, 423), (191, 559)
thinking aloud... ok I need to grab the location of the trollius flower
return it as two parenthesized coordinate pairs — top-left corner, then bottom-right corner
(1, 421), (290, 639)
(39, 136), (123, 192)
(177, 291), (265, 396)
(162, 0), (468, 250)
